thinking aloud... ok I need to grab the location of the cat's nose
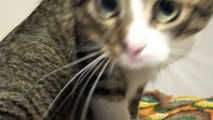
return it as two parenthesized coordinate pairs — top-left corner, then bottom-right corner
(126, 43), (147, 58)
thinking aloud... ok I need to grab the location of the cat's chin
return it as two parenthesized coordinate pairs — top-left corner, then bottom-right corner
(119, 54), (167, 70)
(120, 62), (159, 70)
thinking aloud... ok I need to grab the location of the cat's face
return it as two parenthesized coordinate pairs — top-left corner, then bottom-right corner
(74, 0), (213, 70)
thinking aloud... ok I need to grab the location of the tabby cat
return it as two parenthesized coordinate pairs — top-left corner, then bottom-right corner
(0, 0), (212, 120)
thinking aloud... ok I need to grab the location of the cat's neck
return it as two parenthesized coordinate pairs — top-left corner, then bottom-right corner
(123, 68), (157, 100)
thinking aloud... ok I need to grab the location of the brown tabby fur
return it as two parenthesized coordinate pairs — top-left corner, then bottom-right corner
(0, 0), (212, 120)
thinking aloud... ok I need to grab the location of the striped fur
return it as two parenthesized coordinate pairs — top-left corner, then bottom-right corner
(0, 0), (212, 120)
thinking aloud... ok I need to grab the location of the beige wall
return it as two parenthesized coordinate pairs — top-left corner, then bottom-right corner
(0, 0), (40, 40)
(0, 0), (212, 97)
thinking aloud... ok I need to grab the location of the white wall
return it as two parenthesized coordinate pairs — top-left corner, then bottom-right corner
(0, 0), (212, 97)
(0, 0), (41, 40)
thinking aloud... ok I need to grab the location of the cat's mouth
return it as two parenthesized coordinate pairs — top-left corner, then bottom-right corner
(103, 48), (168, 70)
(119, 54), (167, 70)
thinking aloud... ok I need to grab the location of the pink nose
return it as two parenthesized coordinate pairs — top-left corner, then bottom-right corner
(127, 43), (147, 58)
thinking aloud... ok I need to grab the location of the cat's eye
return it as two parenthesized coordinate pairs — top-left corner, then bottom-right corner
(154, 0), (180, 23)
(96, 0), (119, 19)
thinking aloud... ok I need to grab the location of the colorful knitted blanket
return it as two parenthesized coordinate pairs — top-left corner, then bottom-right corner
(139, 91), (213, 120)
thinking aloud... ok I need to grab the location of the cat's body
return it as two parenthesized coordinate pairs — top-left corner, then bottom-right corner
(0, 0), (212, 120)
(0, 0), (77, 119)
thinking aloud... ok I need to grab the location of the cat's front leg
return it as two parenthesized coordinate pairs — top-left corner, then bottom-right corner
(90, 97), (132, 120)
(128, 87), (144, 120)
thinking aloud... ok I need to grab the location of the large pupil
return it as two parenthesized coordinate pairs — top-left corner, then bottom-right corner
(100, 0), (117, 11)
(159, 1), (175, 15)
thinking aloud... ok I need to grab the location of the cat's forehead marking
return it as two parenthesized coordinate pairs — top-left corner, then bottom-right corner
(130, 0), (144, 20)
(126, 0), (147, 43)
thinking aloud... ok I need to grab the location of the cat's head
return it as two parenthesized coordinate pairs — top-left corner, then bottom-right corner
(73, 0), (213, 70)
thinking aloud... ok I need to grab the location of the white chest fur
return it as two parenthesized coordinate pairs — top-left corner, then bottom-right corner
(124, 68), (155, 101)
(90, 69), (156, 120)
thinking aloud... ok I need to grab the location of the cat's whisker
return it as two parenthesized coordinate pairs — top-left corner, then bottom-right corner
(155, 65), (174, 94)
(186, 55), (213, 66)
(166, 54), (212, 95)
(170, 47), (213, 66)
(106, 61), (116, 89)
(108, 61), (116, 76)
(166, 57), (177, 64)
(172, 47), (213, 59)
(42, 54), (106, 119)
(168, 53), (213, 87)
(166, 63), (198, 95)
(76, 46), (102, 53)
(68, 63), (96, 96)
(27, 51), (102, 93)
(70, 59), (107, 120)
(176, 59), (212, 88)
(78, 39), (103, 48)
(76, 41), (103, 53)
(171, 52), (213, 67)
(176, 63), (206, 95)
(81, 59), (111, 120)
(49, 59), (99, 119)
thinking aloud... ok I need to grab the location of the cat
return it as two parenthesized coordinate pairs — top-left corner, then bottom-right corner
(0, 0), (212, 120)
